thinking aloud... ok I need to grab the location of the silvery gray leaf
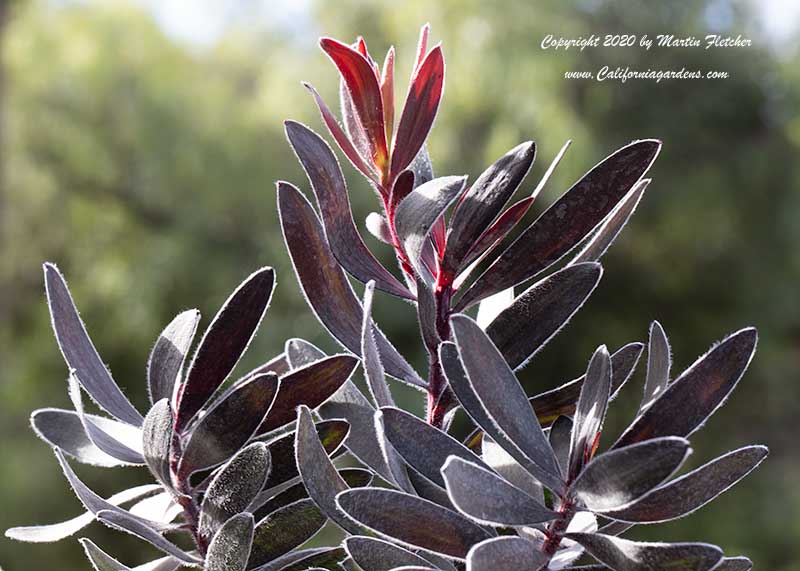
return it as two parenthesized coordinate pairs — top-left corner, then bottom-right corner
(43, 263), (143, 425)
(80, 537), (131, 570)
(141, 399), (174, 488)
(711, 557), (752, 571)
(465, 536), (547, 571)
(285, 338), (326, 369)
(205, 513), (254, 571)
(147, 309), (200, 405)
(345, 535), (435, 571)
(481, 435), (543, 501)
(600, 446), (768, 523)
(248, 547), (344, 571)
(362, 281), (395, 408)
(336, 488), (493, 560)
(275, 547), (347, 571)
(295, 405), (360, 533)
(380, 406), (486, 488)
(5, 484), (159, 543)
(640, 321), (671, 411)
(570, 179), (649, 265)
(549, 415), (573, 479)
(128, 493), (181, 524)
(441, 456), (556, 527)
(569, 345), (611, 478)
(199, 442), (271, 539)
(366, 212), (393, 244)
(566, 533), (723, 571)
(96, 510), (202, 566)
(248, 499), (326, 568)
(571, 437), (691, 512)
(448, 316), (562, 492)
(414, 275), (441, 361)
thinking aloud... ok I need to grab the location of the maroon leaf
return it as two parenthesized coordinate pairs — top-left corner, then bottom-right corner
(43, 263), (143, 426)
(380, 47), (395, 144)
(455, 140), (661, 310)
(304, 83), (378, 184)
(486, 262), (603, 370)
(569, 345), (612, 477)
(613, 328), (757, 448)
(390, 45), (444, 179)
(285, 121), (412, 299)
(320, 38), (388, 170)
(175, 267), (275, 431)
(258, 355), (359, 434)
(278, 181), (423, 388)
(388, 169), (415, 217)
(442, 142), (536, 277)
(179, 373), (278, 473)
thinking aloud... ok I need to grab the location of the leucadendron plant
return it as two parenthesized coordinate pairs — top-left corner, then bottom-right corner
(6, 25), (767, 571)
(277, 25), (768, 571)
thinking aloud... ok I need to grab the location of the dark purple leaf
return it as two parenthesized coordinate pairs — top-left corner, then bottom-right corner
(336, 488), (492, 559)
(345, 536), (435, 571)
(466, 536), (547, 571)
(285, 338), (326, 369)
(442, 141), (536, 276)
(712, 557), (753, 571)
(258, 355), (357, 434)
(175, 267), (275, 431)
(277, 547), (348, 571)
(640, 320), (671, 411)
(248, 499), (326, 568)
(361, 282), (394, 407)
(389, 169), (415, 216)
(549, 415), (573, 478)
(569, 345), (612, 477)
(278, 182), (423, 387)
(43, 263), (142, 426)
(415, 275), (440, 352)
(180, 373), (277, 473)
(614, 328), (757, 448)
(600, 446), (768, 523)
(566, 533), (723, 571)
(147, 309), (200, 405)
(285, 121), (411, 299)
(486, 262), (603, 370)
(455, 140), (661, 310)
(572, 437), (690, 512)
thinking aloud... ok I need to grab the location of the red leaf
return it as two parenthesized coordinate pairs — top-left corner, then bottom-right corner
(320, 38), (388, 172)
(390, 45), (444, 179)
(413, 24), (430, 74)
(381, 47), (395, 145)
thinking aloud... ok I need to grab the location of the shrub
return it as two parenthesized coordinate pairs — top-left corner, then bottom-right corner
(6, 25), (766, 571)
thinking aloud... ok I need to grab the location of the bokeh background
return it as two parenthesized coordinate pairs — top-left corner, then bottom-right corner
(0, 0), (798, 568)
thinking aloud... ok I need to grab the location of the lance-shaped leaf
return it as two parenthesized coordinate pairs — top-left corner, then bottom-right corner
(394, 176), (468, 273)
(549, 415), (573, 478)
(366, 212), (393, 244)
(181, 373), (277, 472)
(286, 338), (326, 369)
(569, 345), (612, 477)
(346, 535), (436, 571)
(248, 499), (326, 568)
(142, 399), (174, 487)
(362, 282), (394, 407)
(277, 547), (348, 571)
(442, 457), (557, 526)
(43, 263), (142, 426)
(486, 263), (603, 370)
(96, 510), (201, 566)
(320, 38), (387, 167)
(336, 488), (492, 559)
(285, 121), (411, 299)
(448, 316), (563, 492)
(296, 406), (360, 533)
(278, 182), (423, 387)
(481, 434), (543, 501)
(640, 320), (671, 411)
(318, 382), (405, 488)
(31, 408), (135, 467)
(258, 355), (357, 434)
(571, 437), (691, 512)
(199, 443), (271, 539)
(304, 83), (378, 184)
(340, 73), (373, 164)
(456, 140), (661, 310)
(614, 328), (757, 448)
(712, 557), (753, 571)
(261, 419), (348, 490)
(128, 493), (181, 524)
(67, 375), (144, 465)
(6, 484), (159, 543)
(380, 47), (395, 143)
(175, 267), (275, 430)
(571, 179), (650, 264)
(415, 275), (440, 352)
(566, 533), (723, 571)
(529, 343), (644, 426)
(205, 513), (254, 571)
(147, 309), (200, 405)
(443, 142), (536, 275)
(380, 406), (486, 488)
(475, 287), (514, 330)
(466, 536), (548, 571)
(600, 445), (768, 523)
(80, 538), (131, 571)
(390, 45), (444, 177)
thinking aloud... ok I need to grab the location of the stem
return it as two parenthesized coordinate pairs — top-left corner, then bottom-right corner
(426, 277), (453, 427)
(541, 492), (576, 558)
(170, 432), (209, 556)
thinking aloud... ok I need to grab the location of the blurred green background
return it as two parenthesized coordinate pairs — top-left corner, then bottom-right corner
(0, 0), (798, 568)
